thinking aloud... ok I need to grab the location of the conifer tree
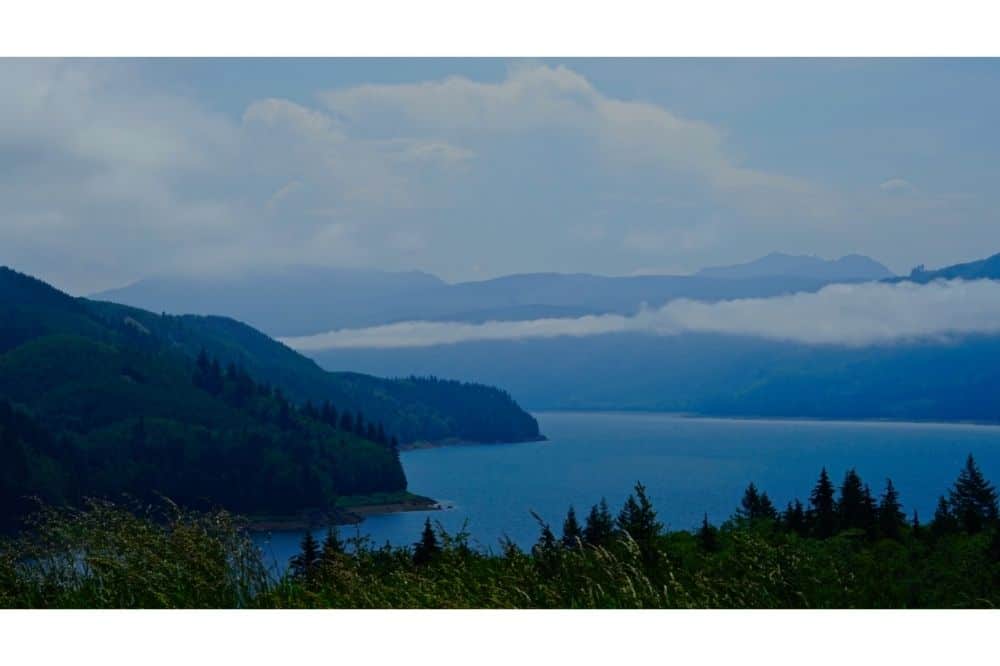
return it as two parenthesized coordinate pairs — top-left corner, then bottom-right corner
(561, 506), (582, 548)
(531, 512), (558, 557)
(616, 482), (662, 544)
(932, 496), (958, 537)
(340, 411), (353, 433)
(783, 499), (807, 535)
(948, 454), (999, 534)
(697, 513), (719, 552)
(290, 530), (320, 580)
(738, 482), (778, 522)
(837, 468), (868, 531)
(320, 525), (344, 568)
(878, 478), (906, 541)
(413, 518), (440, 565)
(810, 468), (837, 538)
(583, 498), (615, 547)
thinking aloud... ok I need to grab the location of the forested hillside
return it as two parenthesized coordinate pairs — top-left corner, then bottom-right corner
(0, 266), (538, 526)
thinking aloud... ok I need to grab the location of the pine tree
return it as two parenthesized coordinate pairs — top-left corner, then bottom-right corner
(583, 498), (615, 547)
(810, 468), (837, 538)
(290, 530), (320, 580)
(948, 454), (999, 534)
(320, 525), (344, 568)
(616, 482), (662, 544)
(837, 468), (867, 531)
(532, 512), (558, 556)
(413, 518), (440, 565)
(340, 411), (353, 433)
(738, 482), (761, 521)
(561, 506), (582, 548)
(878, 478), (906, 541)
(737, 482), (778, 522)
(932, 496), (958, 537)
(783, 499), (807, 535)
(697, 513), (719, 552)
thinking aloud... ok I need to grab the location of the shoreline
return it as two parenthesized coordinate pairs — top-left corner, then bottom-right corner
(247, 494), (441, 532)
(400, 434), (548, 451)
(529, 409), (1000, 430)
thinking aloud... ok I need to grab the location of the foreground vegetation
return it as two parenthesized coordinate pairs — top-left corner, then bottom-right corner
(3, 455), (1000, 608)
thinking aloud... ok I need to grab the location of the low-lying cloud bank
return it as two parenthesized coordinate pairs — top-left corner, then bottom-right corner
(282, 279), (1000, 350)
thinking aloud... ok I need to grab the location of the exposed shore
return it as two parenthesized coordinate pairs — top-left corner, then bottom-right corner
(400, 434), (548, 451)
(246, 493), (440, 532)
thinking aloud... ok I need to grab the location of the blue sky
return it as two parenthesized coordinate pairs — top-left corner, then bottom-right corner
(4, 58), (1000, 293)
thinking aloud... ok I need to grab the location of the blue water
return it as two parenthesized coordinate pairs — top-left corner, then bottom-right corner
(255, 411), (1000, 570)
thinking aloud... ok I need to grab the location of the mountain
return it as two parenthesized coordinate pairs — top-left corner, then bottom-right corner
(696, 252), (894, 281)
(95, 266), (447, 336)
(0, 266), (541, 523)
(95, 267), (861, 338)
(901, 252), (1000, 283)
(308, 331), (1000, 423)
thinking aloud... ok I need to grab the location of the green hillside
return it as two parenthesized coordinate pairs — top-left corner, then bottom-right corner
(0, 266), (533, 525)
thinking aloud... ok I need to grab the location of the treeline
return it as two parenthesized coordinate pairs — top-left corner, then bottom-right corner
(266, 454), (1000, 607)
(192, 350), (400, 450)
(6, 456), (999, 607)
(0, 345), (407, 525)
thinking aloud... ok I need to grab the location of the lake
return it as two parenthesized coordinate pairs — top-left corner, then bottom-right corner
(255, 411), (1000, 570)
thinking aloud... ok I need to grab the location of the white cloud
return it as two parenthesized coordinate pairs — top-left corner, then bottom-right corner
(320, 64), (826, 215)
(281, 279), (1000, 350)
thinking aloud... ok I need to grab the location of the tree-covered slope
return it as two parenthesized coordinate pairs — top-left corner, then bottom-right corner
(0, 265), (533, 525)
(3, 266), (540, 445)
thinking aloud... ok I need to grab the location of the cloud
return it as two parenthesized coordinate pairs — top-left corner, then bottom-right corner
(320, 64), (827, 215)
(879, 178), (917, 194)
(281, 279), (1000, 350)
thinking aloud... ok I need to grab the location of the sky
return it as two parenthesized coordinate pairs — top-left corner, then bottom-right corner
(4, 58), (1000, 295)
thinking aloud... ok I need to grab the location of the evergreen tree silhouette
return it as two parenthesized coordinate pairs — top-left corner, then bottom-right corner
(838, 468), (867, 531)
(783, 499), (807, 535)
(932, 496), (958, 537)
(319, 526), (344, 571)
(878, 478), (906, 541)
(810, 468), (837, 538)
(583, 498), (615, 547)
(413, 518), (440, 565)
(561, 506), (582, 548)
(697, 513), (719, 552)
(948, 454), (999, 534)
(290, 530), (320, 580)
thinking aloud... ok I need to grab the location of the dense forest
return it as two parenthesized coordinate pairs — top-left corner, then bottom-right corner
(0, 264), (543, 525)
(0, 343), (406, 524)
(3, 455), (999, 608)
(1, 266), (541, 446)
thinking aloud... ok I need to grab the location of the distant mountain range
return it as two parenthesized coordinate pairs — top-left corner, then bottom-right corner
(94, 253), (894, 337)
(696, 252), (893, 281)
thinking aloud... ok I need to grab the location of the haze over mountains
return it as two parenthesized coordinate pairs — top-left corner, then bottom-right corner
(95, 253), (894, 338)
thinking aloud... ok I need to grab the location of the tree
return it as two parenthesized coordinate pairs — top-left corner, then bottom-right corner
(837, 468), (868, 531)
(339, 411), (353, 433)
(738, 482), (778, 523)
(783, 499), (807, 536)
(616, 482), (663, 549)
(932, 496), (958, 537)
(948, 454), (999, 534)
(878, 478), (906, 541)
(697, 514), (719, 552)
(413, 518), (440, 565)
(810, 468), (837, 538)
(531, 512), (558, 557)
(290, 530), (320, 580)
(561, 506), (582, 548)
(319, 526), (344, 572)
(583, 498), (615, 547)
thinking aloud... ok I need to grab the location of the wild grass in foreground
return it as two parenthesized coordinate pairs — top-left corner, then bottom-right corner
(3, 455), (1000, 608)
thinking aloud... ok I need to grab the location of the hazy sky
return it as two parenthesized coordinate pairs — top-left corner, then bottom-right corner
(4, 58), (1000, 294)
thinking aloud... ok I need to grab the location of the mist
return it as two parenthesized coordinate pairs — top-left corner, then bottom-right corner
(281, 279), (1000, 350)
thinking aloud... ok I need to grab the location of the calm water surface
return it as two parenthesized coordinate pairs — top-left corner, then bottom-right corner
(257, 411), (1000, 570)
